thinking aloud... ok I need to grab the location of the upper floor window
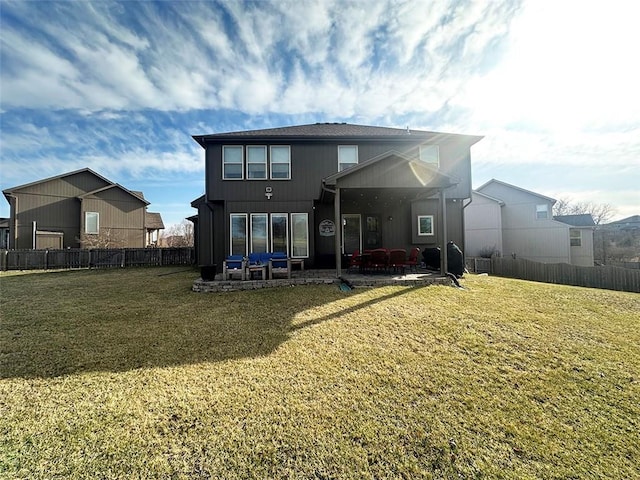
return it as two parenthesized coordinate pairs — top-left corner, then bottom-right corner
(270, 146), (291, 180)
(536, 204), (549, 219)
(223, 146), (243, 180)
(338, 145), (358, 172)
(419, 145), (440, 167)
(570, 228), (582, 246)
(85, 212), (99, 234)
(247, 146), (267, 179)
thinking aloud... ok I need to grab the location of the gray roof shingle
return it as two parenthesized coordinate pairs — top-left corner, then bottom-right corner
(554, 214), (596, 227)
(193, 122), (483, 146)
(145, 212), (165, 230)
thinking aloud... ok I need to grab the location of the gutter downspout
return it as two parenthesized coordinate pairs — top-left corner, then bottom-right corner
(462, 196), (473, 268)
(7, 194), (17, 249)
(439, 188), (448, 277)
(334, 187), (342, 277)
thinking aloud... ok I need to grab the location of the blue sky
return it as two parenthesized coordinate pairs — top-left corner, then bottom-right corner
(1, 0), (638, 229)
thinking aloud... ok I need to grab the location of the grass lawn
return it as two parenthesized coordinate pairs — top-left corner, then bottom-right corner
(1, 267), (638, 479)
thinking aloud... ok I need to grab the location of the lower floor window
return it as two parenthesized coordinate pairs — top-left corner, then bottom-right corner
(291, 213), (309, 258)
(417, 215), (434, 236)
(85, 212), (99, 234)
(570, 228), (582, 247)
(230, 212), (307, 257)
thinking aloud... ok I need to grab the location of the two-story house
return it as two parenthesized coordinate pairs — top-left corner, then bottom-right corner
(191, 122), (482, 275)
(3, 168), (164, 249)
(464, 179), (596, 266)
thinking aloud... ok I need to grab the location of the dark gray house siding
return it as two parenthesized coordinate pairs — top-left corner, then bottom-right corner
(192, 123), (482, 273)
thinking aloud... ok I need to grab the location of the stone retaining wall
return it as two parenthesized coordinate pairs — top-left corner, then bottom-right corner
(192, 275), (450, 293)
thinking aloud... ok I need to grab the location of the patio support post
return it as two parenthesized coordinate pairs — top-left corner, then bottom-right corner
(334, 186), (342, 277)
(439, 188), (448, 276)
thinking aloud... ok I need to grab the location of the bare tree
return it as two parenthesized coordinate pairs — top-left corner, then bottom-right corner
(553, 197), (616, 225)
(161, 220), (194, 247)
(78, 229), (126, 249)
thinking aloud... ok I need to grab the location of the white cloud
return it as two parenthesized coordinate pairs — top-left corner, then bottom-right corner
(457, 0), (640, 132)
(1, 0), (637, 219)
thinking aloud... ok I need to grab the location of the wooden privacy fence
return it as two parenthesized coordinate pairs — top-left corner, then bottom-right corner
(489, 257), (640, 293)
(1, 247), (195, 271)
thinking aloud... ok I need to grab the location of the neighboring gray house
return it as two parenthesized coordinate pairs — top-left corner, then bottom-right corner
(191, 122), (483, 275)
(3, 169), (164, 250)
(464, 179), (596, 266)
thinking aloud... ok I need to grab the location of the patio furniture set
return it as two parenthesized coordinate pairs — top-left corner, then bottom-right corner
(222, 252), (304, 281)
(348, 247), (421, 275)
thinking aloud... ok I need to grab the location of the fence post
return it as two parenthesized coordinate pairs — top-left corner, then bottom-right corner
(121, 249), (126, 268)
(44, 249), (48, 270)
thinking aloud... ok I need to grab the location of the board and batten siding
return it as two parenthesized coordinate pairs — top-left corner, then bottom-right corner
(206, 139), (473, 203)
(82, 191), (146, 248)
(464, 192), (503, 257)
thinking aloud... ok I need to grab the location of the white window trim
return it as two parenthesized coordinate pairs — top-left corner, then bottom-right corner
(249, 213), (268, 253)
(270, 213), (289, 255)
(85, 212), (99, 234)
(417, 215), (434, 236)
(229, 213), (248, 256)
(269, 145), (291, 180)
(419, 145), (440, 167)
(338, 145), (358, 172)
(247, 145), (268, 180)
(223, 145), (244, 180)
(290, 212), (309, 258)
(536, 204), (549, 220)
(570, 228), (582, 247)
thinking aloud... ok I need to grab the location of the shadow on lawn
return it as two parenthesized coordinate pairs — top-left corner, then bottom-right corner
(1, 271), (424, 379)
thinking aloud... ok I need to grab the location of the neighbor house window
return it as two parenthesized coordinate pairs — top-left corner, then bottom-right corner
(250, 213), (268, 253)
(230, 214), (248, 255)
(270, 146), (291, 179)
(291, 213), (309, 257)
(419, 145), (440, 167)
(536, 204), (549, 219)
(85, 212), (99, 234)
(247, 146), (267, 179)
(338, 145), (358, 171)
(417, 215), (434, 236)
(223, 146), (244, 180)
(570, 228), (582, 247)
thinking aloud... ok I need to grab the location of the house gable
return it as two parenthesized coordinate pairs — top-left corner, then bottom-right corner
(476, 179), (556, 205)
(3, 169), (154, 249)
(323, 151), (458, 191)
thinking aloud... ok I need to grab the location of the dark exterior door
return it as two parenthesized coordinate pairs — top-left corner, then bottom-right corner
(364, 214), (382, 250)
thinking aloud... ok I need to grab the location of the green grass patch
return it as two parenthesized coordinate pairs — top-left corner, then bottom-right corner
(1, 268), (638, 478)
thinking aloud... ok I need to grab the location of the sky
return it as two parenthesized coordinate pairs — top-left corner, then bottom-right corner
(1, 0), (638, 230)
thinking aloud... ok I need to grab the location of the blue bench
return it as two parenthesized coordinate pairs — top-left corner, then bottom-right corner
(268, 252), (291, 279)
(222, 255), (246, 280)
(246, 252), (291, 280)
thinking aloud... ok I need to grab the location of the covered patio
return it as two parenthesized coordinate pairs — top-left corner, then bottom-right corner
(320, 150), (460, 277)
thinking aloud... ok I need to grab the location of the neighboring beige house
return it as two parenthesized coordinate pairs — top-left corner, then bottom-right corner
(145, 212), (165, 246)
(464, 179), (596, 266)
(3, 168), (164, 249)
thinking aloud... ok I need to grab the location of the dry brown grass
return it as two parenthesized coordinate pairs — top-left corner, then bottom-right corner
(1, 268), (638, 479)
